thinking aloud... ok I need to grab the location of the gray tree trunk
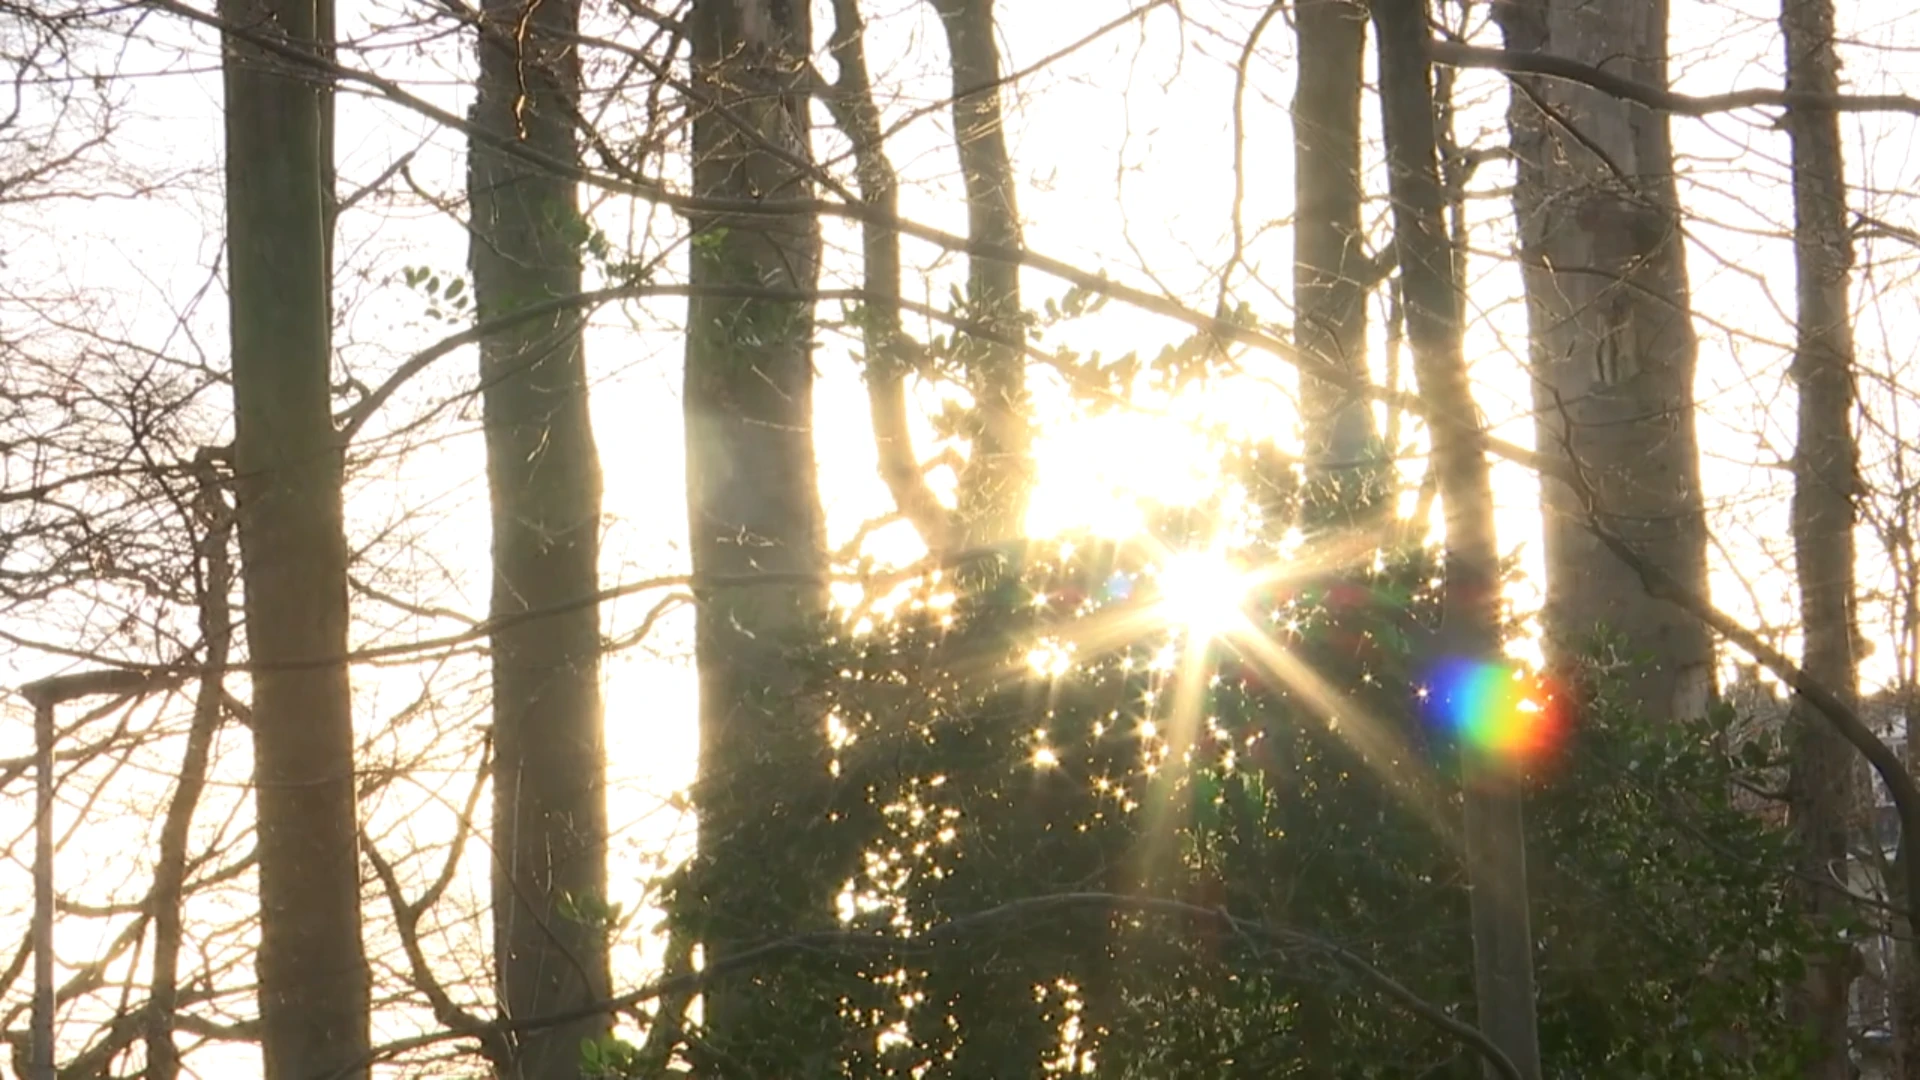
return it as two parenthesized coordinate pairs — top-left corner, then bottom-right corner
(826, 0), (955, 553)
(1375, 3), (1541, 1076)
(215, 0), (371, 1072)
(466, 0), (611, 1070)
(1899, 682), (1920, 1078)
(1293, 0), (1387, 518)
(682, 0), (834, 1068)
(1781, 0), (1863, 1071)
(1493, 0), (1715, 722)
(932, 0), (1031, 548)
(144, 454), (231, 1080)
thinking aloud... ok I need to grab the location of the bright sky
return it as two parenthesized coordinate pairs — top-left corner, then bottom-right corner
(4, 0), (1920, 1071)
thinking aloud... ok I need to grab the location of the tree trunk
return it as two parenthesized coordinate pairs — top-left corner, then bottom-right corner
(1293, 0), (1387, 520)
(144, 453), (232, 1080)
(467, 0), (611, 1070)
(1492, 0), (1715, 723)
(1374, 3), (1542, 1076)
(682, 0), (835, 1068)
(1898, 678), (1920, 1078)
(932, 0), (1031, 548)
(826, 0), (955, 553)
(216, 0), (371, 1072)
(1781, 0), (1863, 1070)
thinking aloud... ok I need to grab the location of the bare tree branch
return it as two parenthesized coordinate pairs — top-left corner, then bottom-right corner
(316, 892), (1524, 1080)
(1429, 39), (1920, 118)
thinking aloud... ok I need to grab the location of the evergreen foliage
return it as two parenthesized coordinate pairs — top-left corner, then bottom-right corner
(651, 465), (1817, 1076)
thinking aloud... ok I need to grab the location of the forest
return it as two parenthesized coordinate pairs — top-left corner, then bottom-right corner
(3, 0), (1919, 1076)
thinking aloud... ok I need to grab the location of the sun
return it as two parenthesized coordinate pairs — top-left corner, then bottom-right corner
(1153, 550), (1251, 639)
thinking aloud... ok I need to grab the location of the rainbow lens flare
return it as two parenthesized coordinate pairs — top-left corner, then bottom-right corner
(1421, 658), (1566, 769)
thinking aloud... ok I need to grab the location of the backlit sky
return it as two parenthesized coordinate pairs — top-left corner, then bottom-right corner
(4, 0), (1920, 1070)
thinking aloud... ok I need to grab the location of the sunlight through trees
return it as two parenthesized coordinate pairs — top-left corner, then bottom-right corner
(7, 0), (1920, 1076)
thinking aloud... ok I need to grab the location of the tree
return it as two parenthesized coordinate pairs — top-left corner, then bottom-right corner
(933, 0), (1032, 548)
(676, 0), (837, 1068)
(215, 0), (370, 1072)
(467, 0), (612, 1071)
(825, 0), (956, 554)
(799, 485), (1810, 1077)
(1292, 0), (1388, 515)
(1780, 0), (1864, 1070)
(1491, 0), (1716, 722)
(144, 450), (234, 1080)
(26, 2), (1920, 1075)
(1859, 384), (1920, 1080)
(1375, 1), (1541, 1074)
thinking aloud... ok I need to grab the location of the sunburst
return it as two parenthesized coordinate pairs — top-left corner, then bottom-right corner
(1151, 548), (1254, 640)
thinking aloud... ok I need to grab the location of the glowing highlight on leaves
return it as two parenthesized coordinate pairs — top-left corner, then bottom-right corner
(1026, 639), (1077, 678)
(1422, 658), (1566, 767)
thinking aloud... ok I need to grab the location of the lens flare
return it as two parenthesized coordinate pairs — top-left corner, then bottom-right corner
(1421, 658), (1566, 769)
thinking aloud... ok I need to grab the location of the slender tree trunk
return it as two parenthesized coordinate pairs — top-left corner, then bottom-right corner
(1492, 0), (1716, 722)
(1898, 679), (1920, 1076)
(1897, 504), (1920, 1074)
(1374, 3), (1541, 1076)
(1293, 0), (1387, 519)
(144, 453), (232, 1080)
(216, 0), (370, 1071)
(1781, 0), (1863, 1071)
(467, 0), (611, 1071)
(682, 0), (835, 1068)
(826, 0), (955, 554)
(932, 0), (1031, 548)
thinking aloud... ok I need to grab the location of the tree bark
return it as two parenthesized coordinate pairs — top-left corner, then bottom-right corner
(215, 0), (371, 1071)
(1898, 680), (1920, 1078)
(682, 0), (835, 1068)
(1374, 3), (1542, 1076)
(1492, 0), (1716, 722)
(144, 454), (232, 1080)
(1781, 0), (1863, 1071)
(467, 0), (612, 1070)
(932, 0), (1031, 548)
(825, 0), (956, 554)
(1293, 0), (1387, 519)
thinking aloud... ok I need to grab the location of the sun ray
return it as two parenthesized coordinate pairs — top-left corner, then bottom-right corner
(1230, 629), (1460, 847)
(1131, 608), (1225, 883)
(883, 503), (1465, 878)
